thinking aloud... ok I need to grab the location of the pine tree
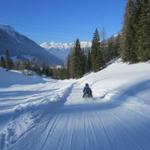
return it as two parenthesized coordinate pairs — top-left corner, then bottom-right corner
(122, 0), (138, 63)
(101, 27), (106, 51)
(86, 50), (92, 72)
(107, 37), (115, 60)
(14, 60), (25, 70)
(59, 68), (68, 79)
(91, 29), (104, 71)
(107, 36), (120, 60)
(115, 34), (122, 57)
(67, 54), (71, 78)
(136, 0), (150, 61)
(5, 50), (13, 70)
(68, 39), (85, 78)
(0, 56), (6, 68)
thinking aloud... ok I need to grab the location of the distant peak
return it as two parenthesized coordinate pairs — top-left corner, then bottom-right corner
(40, 41), (92, 49)
(41, 42), (73, 49)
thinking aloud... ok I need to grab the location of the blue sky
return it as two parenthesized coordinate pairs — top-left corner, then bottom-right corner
(0, 0), (127, 44)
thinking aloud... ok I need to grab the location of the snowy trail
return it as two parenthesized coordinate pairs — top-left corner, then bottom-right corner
(7, 82), (150, 150)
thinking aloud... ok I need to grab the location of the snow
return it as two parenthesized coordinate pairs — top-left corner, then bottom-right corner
(40, 41), (92, 49)
(0, 61), (150, 150)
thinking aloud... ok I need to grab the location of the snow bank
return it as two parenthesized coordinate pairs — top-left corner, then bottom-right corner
(0, 68), (75, 149)
(78, 61), (150, 102)
(0, 81), (74, 150)
(0, 82), (72, 149)
(0, 68), (46, 88)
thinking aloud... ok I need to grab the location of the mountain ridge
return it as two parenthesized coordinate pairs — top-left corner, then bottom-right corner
(0, 25), (63, 65)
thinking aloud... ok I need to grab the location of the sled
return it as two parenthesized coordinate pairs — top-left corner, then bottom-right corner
(83, 93), (93, 98)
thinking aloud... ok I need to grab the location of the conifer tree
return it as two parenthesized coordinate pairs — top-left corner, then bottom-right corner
(136, 0), (150, 61)
(91, 29), (104, 71)
(107, 36), (120, 60)
(68, 39), (85, 78)
(0, 56), (6, 68)
(122, 0), (138, 63)
(86, 50), (92, 72)
(5, 50), (13, 70)
(107, 37), (115, 60)
(101, 27), (106, 51)
(115, 34), (122, 57)
(59, 68), (68, 79)
(67, 54), (71, 78)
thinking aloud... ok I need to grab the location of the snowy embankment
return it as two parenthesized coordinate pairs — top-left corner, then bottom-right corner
(0, 61), (150, 150)
(0, 69), (75, 149)
(79, 60), (150, 103)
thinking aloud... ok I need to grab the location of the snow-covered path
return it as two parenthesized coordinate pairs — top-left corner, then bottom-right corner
(1, 62), (150, 150)
(8, 81), (150, 150)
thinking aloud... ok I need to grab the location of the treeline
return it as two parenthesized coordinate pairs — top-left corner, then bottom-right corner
(67, 29), (121, 78)
(0, 50), (68, 79)
(0, 29), (121, 79)
(122, 0), (150, 63)
(67, 0), (150, 78)
(0, 50), (14, 70)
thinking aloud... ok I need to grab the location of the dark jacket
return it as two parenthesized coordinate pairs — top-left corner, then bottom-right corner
(83, 86), (92, 95)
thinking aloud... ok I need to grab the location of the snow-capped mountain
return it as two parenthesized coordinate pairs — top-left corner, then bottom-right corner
(41, 42), (73, 49)
(41, 41), (92, 49)
(0, 25), (63, 65)
(41, 41), (92, 63)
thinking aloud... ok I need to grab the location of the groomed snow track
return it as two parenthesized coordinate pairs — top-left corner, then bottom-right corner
(7, 80), (150, 150)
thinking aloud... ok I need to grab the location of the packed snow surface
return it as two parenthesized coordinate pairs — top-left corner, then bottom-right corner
(0, 61), (150, 150)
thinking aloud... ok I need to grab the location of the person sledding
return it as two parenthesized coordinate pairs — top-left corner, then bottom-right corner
(83, 83), (93, 98)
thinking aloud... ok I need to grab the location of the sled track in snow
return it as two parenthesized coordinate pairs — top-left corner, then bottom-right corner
(1, 84), (75, 150)
(7, 83), (150, 150)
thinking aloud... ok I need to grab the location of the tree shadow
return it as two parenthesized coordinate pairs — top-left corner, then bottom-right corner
(0, 89), (58, 99)
(0, 91), (44, 98)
